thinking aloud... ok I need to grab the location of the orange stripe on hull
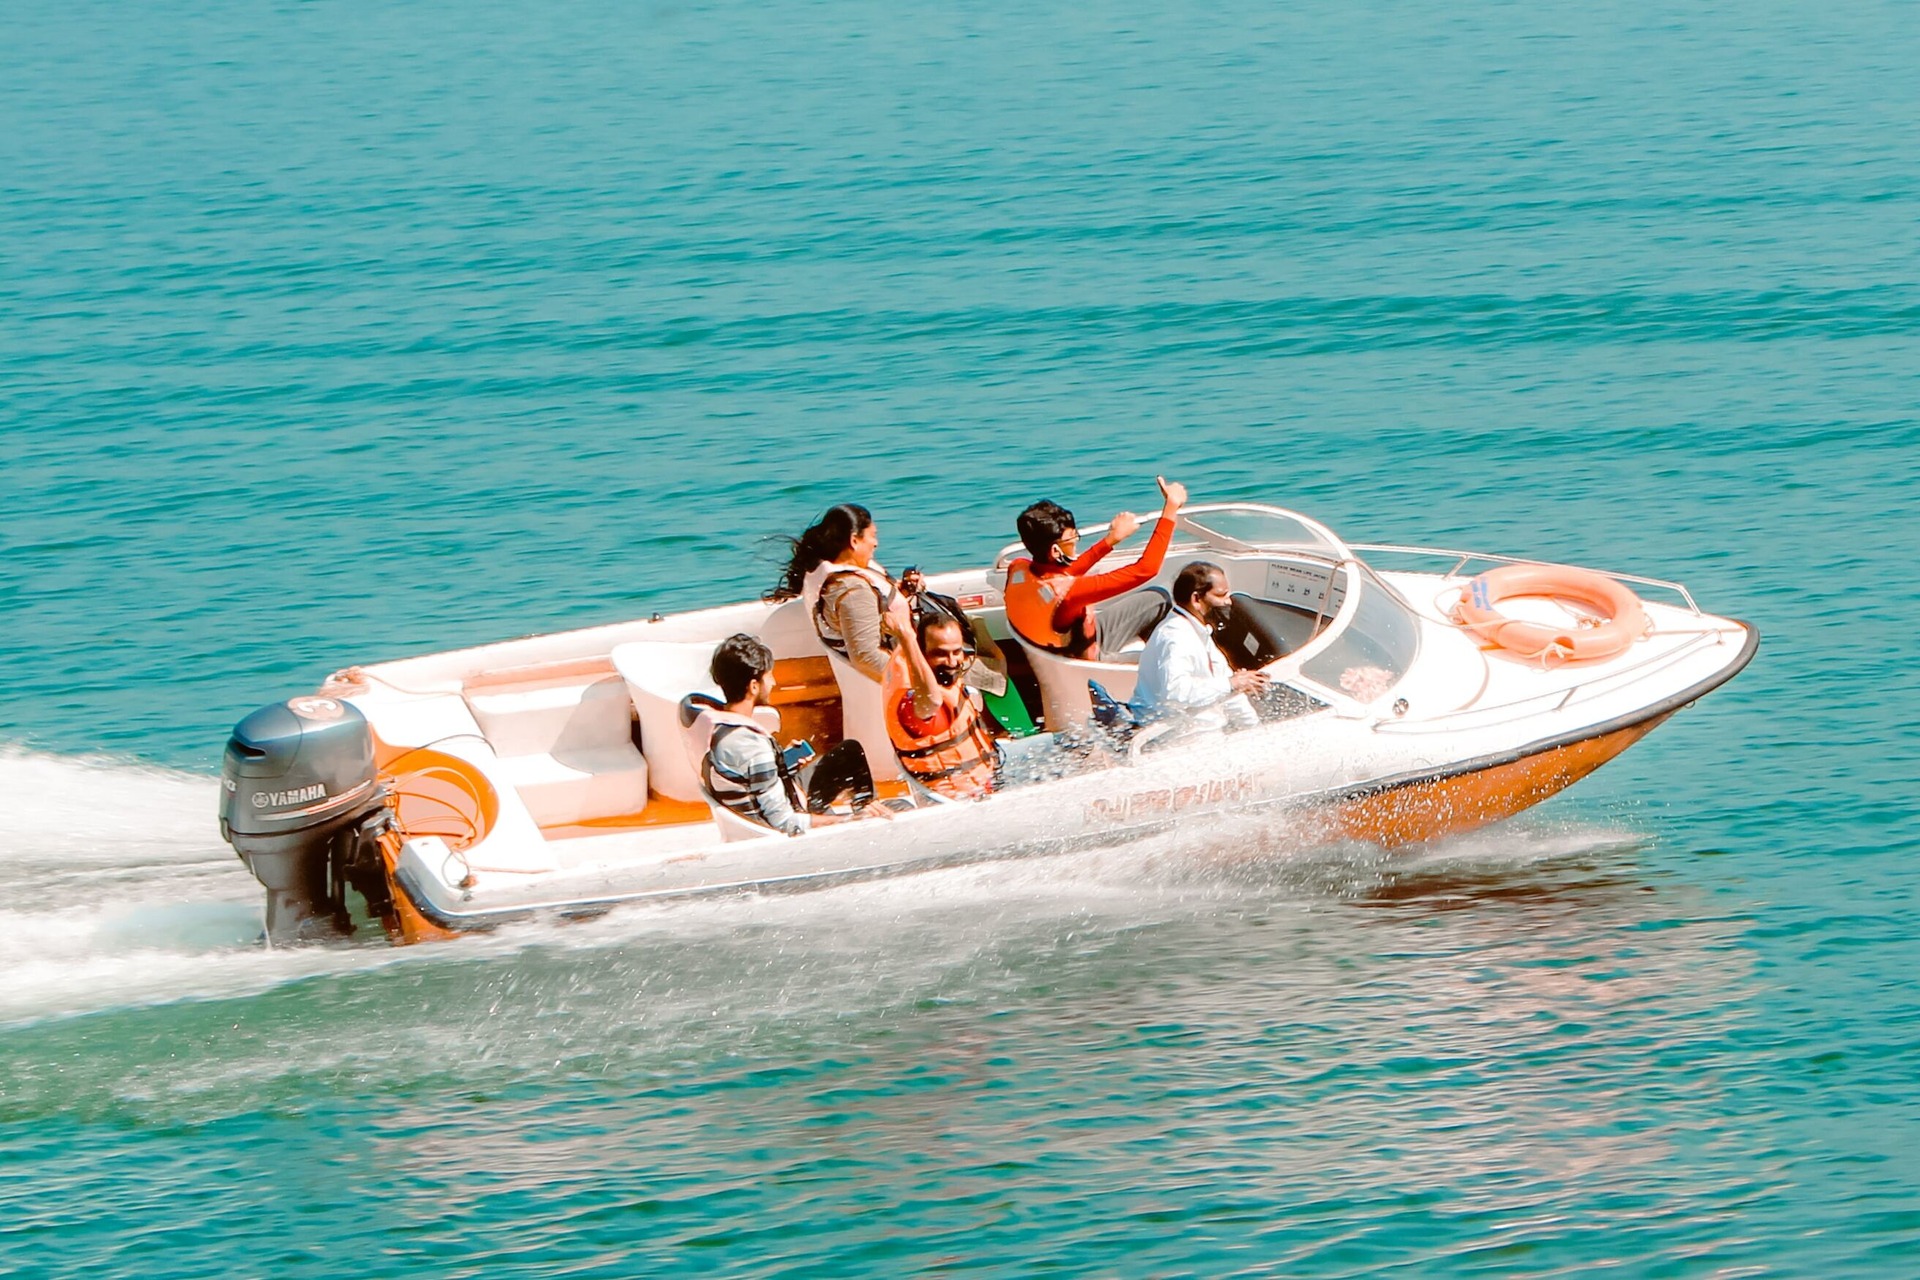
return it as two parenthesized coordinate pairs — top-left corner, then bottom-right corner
(1322, 715), (1670, 848)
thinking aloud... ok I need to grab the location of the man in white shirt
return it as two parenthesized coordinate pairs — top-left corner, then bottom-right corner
(1131, 562), (1269, 734)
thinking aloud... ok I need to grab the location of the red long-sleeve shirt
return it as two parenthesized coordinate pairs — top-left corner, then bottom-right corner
(1048, 514), (1178, 632)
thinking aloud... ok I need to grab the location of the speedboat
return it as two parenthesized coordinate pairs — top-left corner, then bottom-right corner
(217, 504), (1756, 945)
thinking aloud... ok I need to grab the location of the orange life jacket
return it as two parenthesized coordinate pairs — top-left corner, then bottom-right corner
(1004, 558), (1090, 653)
(883, 661), (997, 799)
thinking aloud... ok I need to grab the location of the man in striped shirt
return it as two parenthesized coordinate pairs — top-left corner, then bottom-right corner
(694, 633), (893, 835)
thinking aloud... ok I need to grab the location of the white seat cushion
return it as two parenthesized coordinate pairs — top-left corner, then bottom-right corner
(491, 747), (649, 828)
(467, 676), (633, 759)
(361, 693), (485, 750)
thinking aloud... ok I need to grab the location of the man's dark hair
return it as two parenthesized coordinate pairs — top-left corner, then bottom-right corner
(711, 633), (775, 703)
(916, 609), (967, 651)
(1172, 560), (1226, 611)
(1016, 500), (1075, 562)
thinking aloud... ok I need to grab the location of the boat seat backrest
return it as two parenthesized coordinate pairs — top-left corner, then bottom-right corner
(761, 596), (831, 657)
(705, 796), (782, 843)
(1023, 647), (1140, 732)
(467, 676), (634, 761)
(780, 584), (901, 779)
(612, 641), (779, 804)
(823, 649), (905, 784)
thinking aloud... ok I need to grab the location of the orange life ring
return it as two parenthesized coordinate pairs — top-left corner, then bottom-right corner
(1451, 564), (1647, 664)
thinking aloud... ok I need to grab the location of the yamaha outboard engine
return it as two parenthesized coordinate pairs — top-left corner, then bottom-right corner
(219, 695), (393, 945)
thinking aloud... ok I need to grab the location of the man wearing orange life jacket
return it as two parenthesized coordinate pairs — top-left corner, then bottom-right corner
(881, 609), (1055, 799)
(1004, 476), (1188, 659)
(881, 610), (1001, 799)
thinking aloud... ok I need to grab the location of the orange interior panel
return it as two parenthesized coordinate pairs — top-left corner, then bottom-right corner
(372, 738), (500, 854)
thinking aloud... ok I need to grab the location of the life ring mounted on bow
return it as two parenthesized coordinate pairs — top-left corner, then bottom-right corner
(1451, 564), (1648, 665)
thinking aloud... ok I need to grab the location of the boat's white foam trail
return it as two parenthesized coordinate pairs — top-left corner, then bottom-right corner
(0, 747), (324, 1026)
(3, 746), (223, 866)
(0, 746), (1648, 1028)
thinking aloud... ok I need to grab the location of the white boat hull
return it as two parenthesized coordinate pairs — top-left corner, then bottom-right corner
(229, 506), (1755, 945)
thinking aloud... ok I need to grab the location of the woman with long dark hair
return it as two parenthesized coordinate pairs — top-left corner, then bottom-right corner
(771, 503), (910, 683)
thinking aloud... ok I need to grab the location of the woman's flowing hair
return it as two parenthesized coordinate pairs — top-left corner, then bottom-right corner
(766, 503), (873, 600)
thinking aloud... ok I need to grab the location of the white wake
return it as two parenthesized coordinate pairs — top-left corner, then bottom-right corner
(0, 745), (1646, 1029)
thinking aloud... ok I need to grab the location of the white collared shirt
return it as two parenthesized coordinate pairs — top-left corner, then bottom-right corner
(1130, 607), (1260, 733)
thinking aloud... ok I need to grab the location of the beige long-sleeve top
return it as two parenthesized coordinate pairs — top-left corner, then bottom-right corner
(806, 562), (899, 684)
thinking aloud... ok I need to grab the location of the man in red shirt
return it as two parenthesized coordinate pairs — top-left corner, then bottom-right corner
(1004, 476), (1188, 659)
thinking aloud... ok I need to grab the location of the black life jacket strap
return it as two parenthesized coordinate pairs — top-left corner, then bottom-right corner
(701, 721), (802, 814)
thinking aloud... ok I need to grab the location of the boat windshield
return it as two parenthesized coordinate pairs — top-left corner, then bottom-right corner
(1294, 560), (1422, 703)
(1182, 507), (1344, 558)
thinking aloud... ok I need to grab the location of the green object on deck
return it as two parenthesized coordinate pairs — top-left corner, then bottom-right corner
(983, 682), (1038, 737)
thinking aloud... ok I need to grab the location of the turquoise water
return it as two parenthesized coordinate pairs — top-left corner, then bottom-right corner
(4, 0), (1918, 1273)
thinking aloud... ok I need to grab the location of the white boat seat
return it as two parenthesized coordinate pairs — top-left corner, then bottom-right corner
(612, 641), (779, 804)
(461, 675), (650, 826)
(761, 596), (831, 657)
(490, 748), (649, 828)
(706, 797), (783, 843)
(1024, 648), (1140, 732)
(823, 649), (905, 783)
(797, 574), (901, 781)
(467, 676), (635, 759)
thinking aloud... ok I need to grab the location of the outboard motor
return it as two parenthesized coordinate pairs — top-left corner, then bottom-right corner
(219, 695), (393, 945)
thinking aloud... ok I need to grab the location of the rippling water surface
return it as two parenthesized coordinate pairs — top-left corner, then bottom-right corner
(4, 0), (1918, 1274)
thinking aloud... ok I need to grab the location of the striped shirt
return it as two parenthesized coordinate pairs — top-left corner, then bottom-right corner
(694, 709), (809, 836)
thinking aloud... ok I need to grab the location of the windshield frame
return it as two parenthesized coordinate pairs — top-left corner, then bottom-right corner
(1176, 504), (1350, 560)
(992, 502), (1352, 571)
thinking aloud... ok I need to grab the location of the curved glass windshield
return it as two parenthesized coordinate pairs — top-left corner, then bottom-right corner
(1297, 564), (1422, 702)
(1183, 508), (1341, 556)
